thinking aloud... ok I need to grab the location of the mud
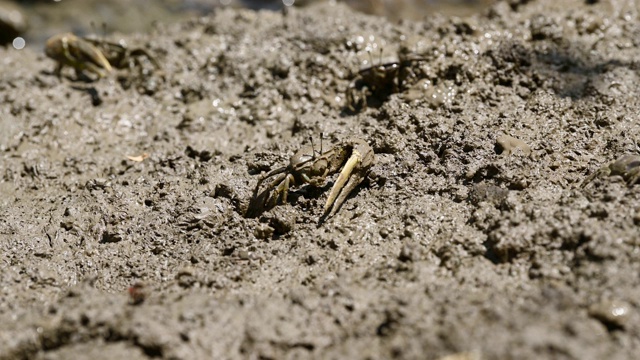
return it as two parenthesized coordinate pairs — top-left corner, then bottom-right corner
(2, 1), (640, 359)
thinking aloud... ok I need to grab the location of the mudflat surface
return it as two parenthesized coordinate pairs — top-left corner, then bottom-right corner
(2, 1), (640, 359)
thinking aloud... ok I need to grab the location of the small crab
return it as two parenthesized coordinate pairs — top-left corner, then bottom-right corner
(346, 52), (427, 112)
(82, 36), (160, 74)
(84, 35), (162, 93)
(347, 60), (400, 111)
(45, 32), (113, 79)
(247, 138), (375, 219)
(581, 154), (640, 188)
(45, 32), (160, 90)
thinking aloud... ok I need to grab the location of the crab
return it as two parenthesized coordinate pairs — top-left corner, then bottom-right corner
(346, 51), (427, 112)
(247, 138), (375, 218)
(84, 35), (162, 93)
(346, 60), (401, 112)
(45, 32), (160, 89)
(45, 32), (113, 79)
(82, 35), (160, 74)
(581, 154), (640, 188)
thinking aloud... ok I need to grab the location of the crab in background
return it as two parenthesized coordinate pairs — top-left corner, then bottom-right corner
(346, 49), (428, 112)
(45, 32), (113, 79)
(45, 32), (161, 92)
(581, 154), (640, 188)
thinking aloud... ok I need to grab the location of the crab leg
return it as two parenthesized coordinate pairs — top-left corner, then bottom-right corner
(274, 174), (293, 204)
(253, 168), (287, 195)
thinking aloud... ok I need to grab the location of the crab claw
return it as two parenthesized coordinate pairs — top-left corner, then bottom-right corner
(323, 138), (375, 217)
(45, 33), (112, 78)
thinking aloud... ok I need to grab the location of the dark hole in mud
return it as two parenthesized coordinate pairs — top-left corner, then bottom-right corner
(470, 164), (502, 184)
(223, 247), (236, 256)
(101, 231), (123, 243)
(136, 342), (163, 358)
(69, 85), (102, 106)
(185, 146), (216, 162)
(482, 240), (514, 264)
(600, 321), (626, 332)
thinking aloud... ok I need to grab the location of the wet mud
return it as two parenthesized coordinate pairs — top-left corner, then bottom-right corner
(2, 0), (640, 359)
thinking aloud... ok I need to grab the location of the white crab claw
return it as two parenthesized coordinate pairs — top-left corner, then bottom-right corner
(324, 150), (362, 215)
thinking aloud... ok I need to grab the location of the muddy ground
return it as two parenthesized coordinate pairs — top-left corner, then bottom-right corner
(1, 0), (640, 359)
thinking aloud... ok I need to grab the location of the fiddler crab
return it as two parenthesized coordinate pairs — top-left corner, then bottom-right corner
(45, 32), (113, 79)
(247, 137), (375, 219)
(45, 32), (160, 87)
(346, 50), (427, 112)
(581, 154), (640, 188)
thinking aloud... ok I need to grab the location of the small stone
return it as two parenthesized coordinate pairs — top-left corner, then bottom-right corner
(495, 135), (531, 156)
(128, 282), (147, 305)
(253, 223), (274, 239)
(588, 300), (632, 329)
(237, 249), (250, 260)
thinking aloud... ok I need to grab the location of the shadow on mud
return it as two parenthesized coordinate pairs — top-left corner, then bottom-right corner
(494, 37), (635, 100)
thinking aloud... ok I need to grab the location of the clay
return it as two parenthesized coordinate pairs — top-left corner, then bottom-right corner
(2, 1), (640, 359)
(495, 134), (532, 157)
